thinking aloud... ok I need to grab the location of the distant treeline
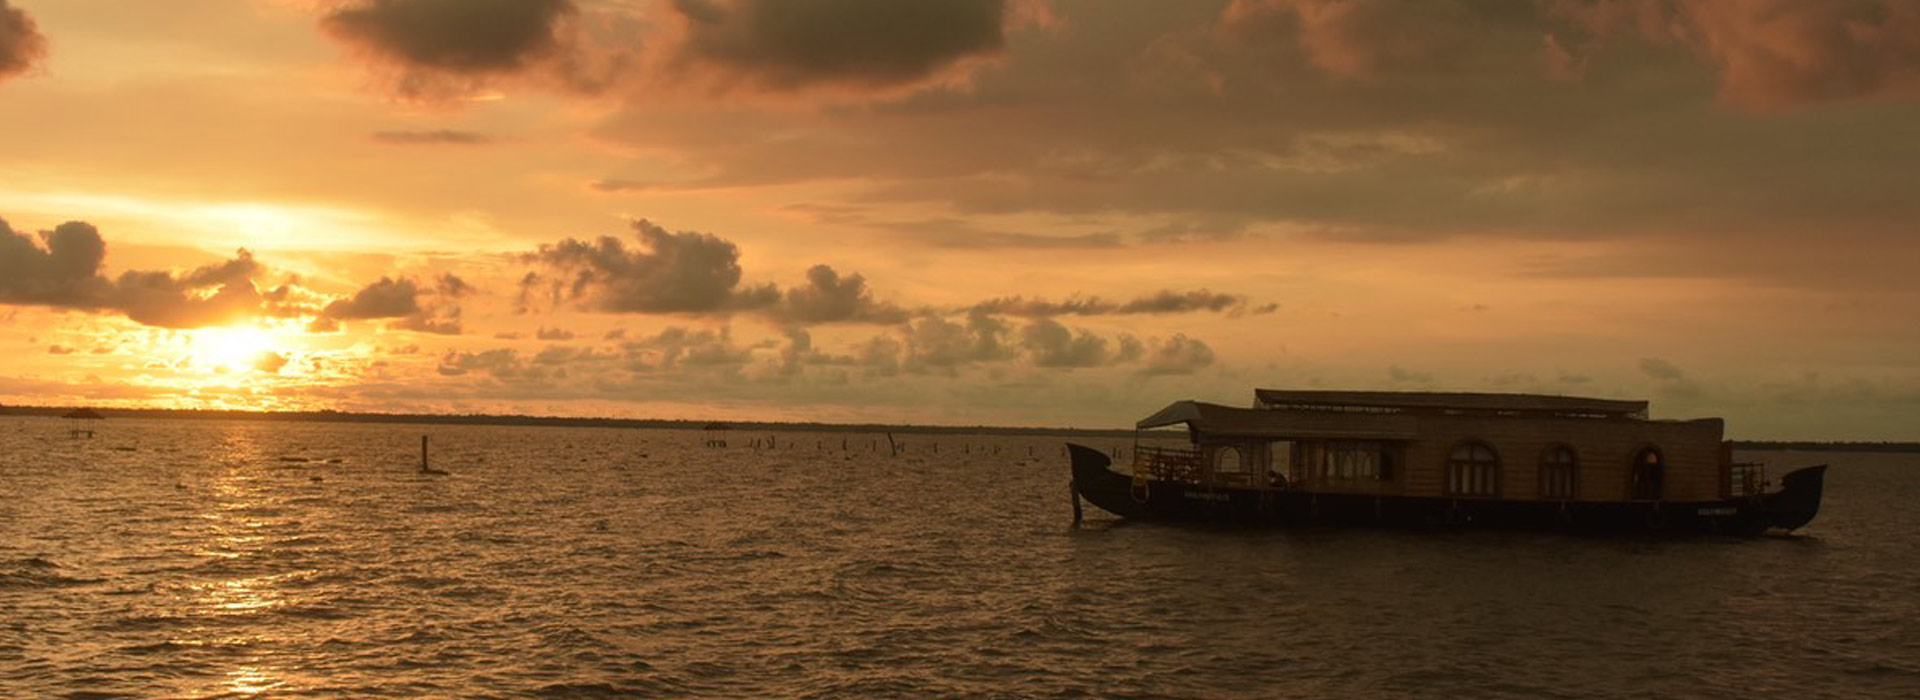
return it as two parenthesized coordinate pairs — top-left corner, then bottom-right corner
(0, 404), (1141, 439)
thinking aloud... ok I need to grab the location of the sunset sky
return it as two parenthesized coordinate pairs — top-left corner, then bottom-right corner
(1, 0), (1916, 438)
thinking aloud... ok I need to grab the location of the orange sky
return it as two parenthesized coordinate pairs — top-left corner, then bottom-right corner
(2, 0), (1917, 438)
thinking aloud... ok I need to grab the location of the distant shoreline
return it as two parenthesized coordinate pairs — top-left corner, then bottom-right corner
(0, 405), (1142, 439)
(3, 404), (1915, 451)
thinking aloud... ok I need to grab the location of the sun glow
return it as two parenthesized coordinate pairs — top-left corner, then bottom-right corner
(189, 326), (283, 373)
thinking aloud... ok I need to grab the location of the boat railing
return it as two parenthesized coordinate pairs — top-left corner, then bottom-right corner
(1730, 462), (1768, 496)
(1133, 445), (1205, 485)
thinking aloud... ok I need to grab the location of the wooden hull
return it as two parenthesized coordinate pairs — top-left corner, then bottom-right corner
(1067, 444), (1826, 536)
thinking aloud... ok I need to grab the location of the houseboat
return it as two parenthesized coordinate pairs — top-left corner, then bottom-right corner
(1068, 389), (1826, 535)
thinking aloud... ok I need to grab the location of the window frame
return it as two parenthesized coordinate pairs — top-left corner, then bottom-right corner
(1538, 444), (1579, 500)
(1445, 440), (1501, 498)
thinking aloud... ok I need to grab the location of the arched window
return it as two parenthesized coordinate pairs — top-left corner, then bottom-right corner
(1446, 441), (1500, 497)
(1630, 446), (1664, 500)
(1539, 445), (1577, 500)
(1215, 446), (1244, 474)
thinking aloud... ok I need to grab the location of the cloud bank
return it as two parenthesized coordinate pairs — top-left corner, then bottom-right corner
(321, 0), (576, 97)
(0, 217), (286, 328)
(0, 0), (46, 82)
(523, 218), (775, 314)
(972, 289), (1269, 317)
(316, 0), (1021, 99)
(1551, 0), (1920, 109)
(665, 0), (1009, 91)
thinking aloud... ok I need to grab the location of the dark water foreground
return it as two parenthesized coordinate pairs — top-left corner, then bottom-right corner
(3, 417), (1916, 699)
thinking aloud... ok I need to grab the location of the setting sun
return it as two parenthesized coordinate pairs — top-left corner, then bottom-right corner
(189, 326), (282, 373)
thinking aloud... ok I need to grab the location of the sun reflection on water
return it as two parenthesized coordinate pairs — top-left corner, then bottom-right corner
(224, 666), (286, 694)
(176, 425), (311, 697)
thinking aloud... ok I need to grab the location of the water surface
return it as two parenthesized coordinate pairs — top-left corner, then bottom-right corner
(3, 417), (1916, 698)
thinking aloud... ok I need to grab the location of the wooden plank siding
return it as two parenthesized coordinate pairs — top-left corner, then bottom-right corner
(1198, 412), (1725, 503)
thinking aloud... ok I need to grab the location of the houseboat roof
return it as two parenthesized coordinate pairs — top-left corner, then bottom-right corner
(1137, 401), (1422, 440)
(1252, 389), (1648, 419)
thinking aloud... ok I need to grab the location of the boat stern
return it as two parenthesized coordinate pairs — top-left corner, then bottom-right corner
(1761, 464), (1827, 532)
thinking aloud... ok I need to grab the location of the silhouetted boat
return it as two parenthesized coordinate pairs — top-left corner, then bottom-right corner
(1069, 389), (1825, 535)
(62, 407), (105, 420)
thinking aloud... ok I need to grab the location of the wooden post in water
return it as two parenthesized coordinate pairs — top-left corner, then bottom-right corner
(419, 435), (448, 475)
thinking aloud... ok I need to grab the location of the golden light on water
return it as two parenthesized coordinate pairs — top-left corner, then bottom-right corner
(224, 666), (286, 695)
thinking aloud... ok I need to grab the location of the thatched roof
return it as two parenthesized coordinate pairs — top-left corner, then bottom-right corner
(63, 407), (105, 420)
(703, 421), (732, 431)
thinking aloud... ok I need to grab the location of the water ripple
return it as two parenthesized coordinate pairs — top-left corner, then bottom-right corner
(2, 418), (1917, 698)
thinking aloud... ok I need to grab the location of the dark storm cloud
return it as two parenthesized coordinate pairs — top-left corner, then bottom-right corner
(578, 0), (1919, 286)
(0, 219), (112, 308)
(524, 218), (1283, 328)
(310, 275), (466, 335)
(1223, 0), (1920, 108)
(667, 0), (1008, 90)
(371, 129), (491, 145)
(1550, 0), (1920, 109)
(970, 289), (1260, 317)
(0, 0), (47, 82)
(110, 251), (267, 328)
(525, 220), (914, 326)
(1, 217), (278, 329)
(319, 277), (423, 321)
(524, 218), (776, 314)
(321, 0), (573, 73)
(1221, 0), (1498, 81)
(774, 264), (909, 325)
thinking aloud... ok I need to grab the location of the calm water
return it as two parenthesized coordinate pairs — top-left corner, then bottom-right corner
(2, 417), (1917, 699)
